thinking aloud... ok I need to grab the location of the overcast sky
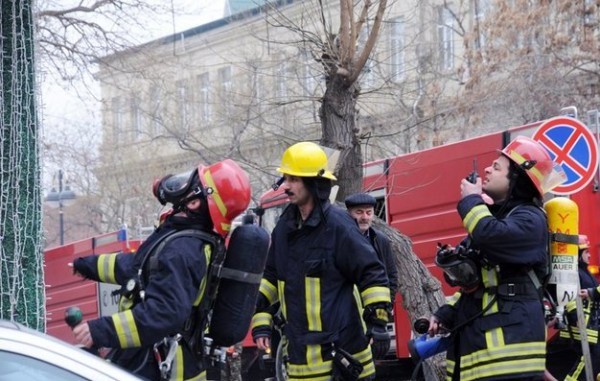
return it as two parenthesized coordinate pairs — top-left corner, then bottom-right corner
(41, 0), (226, 188)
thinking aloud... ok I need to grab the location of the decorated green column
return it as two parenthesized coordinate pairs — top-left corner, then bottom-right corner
(1, 0), (45, 330)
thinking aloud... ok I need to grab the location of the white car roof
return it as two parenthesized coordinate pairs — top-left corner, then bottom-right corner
(0, 320), (143, 381)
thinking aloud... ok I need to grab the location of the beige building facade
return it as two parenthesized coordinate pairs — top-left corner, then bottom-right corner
(95, 0), (599, 229)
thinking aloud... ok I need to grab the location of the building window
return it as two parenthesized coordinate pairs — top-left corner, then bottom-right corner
(111, 97), (123, 143)
(150, 87), (162, 137)
(249, 67), (264, 125)
(131, 96), (142, 141)
(472, 0), (490, 49)
(438, 6), (455, 71)
(359, 28), (374, 88)
(176, 80), (190, 129)
(584, 0), (597, 27)
(276, 61), (287, 98)
(219, 66), (232, 101)
(197, 73), (211, 123)
(302, 50), (316, 96)
(390, 17), (405, 81)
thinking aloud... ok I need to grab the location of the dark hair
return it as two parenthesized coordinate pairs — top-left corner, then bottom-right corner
(302, 177), (332, 202)
(508, 160), (540, 203)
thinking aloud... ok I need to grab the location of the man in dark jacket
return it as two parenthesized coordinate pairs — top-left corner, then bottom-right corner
(344, 192), (398, 303)
(251, 142), (392, 381)
(344, 193), (398, 361)
(428, 136), (565, 381)
(72, 159), (251, 381)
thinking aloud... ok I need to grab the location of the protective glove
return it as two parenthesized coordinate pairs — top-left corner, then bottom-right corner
(363, 303), (392, 359)
(367, 324), (390, 360)
(363, 303), (391, 327)
(72, 257), (95, 279)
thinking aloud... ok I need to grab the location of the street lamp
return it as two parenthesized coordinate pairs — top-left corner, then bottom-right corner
(45, 169), (76, 245)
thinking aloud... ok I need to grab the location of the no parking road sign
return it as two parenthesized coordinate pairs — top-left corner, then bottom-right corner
(532, 116), (598, 195)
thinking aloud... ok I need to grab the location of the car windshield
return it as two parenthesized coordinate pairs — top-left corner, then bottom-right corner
(0, 351), (86, 381)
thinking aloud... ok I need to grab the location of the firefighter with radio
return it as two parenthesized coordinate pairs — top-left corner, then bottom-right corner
(428, 136), (566, 380)
(251, 142), (392, 381)
(71, 159), (252, 381)
(555, 234), (600, 380)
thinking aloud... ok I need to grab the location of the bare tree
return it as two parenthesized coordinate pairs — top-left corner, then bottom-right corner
(455, 0), (599, 128)
(43, 123), (110, 247)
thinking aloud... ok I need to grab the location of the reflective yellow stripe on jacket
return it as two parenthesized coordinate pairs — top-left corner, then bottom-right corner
(481, 267), (499, 315)
(193, 245), (212, 307)
(251, 312), (273, 331)
(97, 253), (119, 283)
(462, 204), (492, 235)
(459, 341), (546, 381)
(286, 345), (375, 380)
(259, 278), (278, 305)
(165, 347), (208, 381)
(560, 300), (599, 344)
(305, 277), (322, 331)
(360, 286), (390, 306)
(111, 310), (141, 347)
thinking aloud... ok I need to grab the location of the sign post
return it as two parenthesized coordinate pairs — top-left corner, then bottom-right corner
(532, 116), (598, 195)
(534, 116), (598, 381)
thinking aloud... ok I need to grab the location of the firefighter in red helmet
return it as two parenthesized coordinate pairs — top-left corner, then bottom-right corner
(72, 159), (250, 380)
(429, 136), (565, 380)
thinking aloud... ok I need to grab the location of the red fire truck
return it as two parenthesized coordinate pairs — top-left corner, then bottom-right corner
(252, 117), (600, 376)
(44, 116), (600, 378)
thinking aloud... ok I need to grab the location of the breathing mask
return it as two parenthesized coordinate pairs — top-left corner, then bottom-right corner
(152, 170), (205, 210)
(435, 243), (481, 291)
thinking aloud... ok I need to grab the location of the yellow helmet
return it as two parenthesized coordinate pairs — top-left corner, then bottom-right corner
(277, 142), (337, 180)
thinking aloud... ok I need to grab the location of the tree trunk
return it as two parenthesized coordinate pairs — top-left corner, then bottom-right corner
(373, 219), (447, 380)
(319, 74), (363, 201)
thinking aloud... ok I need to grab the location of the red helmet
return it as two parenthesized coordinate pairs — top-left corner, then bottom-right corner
(579, 234), (590, 250)
(501, 136), (565, 196)
(198, 159), (251, 237)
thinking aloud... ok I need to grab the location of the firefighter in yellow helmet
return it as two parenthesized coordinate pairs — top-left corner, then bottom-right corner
(251, 142), (392, 380)
(428, 136), (566, 380)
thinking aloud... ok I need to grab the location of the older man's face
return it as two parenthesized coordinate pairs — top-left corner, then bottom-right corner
(348, 205), (374, 233)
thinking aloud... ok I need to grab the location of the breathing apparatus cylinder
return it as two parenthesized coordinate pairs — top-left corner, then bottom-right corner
(208, 223), (270, 347)
(544, 197), (579, 319)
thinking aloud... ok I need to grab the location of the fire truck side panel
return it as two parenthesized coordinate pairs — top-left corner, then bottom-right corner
(372, 132), (503, 357)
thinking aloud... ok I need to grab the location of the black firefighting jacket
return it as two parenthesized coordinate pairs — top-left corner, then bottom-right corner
(367, 226), (399, 302)
(434, 195), (548, 381)
(253, 201), (391, 381)
(73, 217), (213, 381)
